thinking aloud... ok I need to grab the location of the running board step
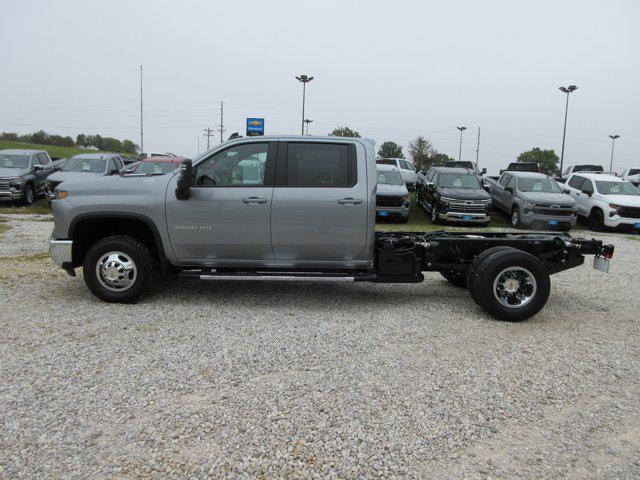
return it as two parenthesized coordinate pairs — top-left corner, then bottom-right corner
(179, 270), (378, 282)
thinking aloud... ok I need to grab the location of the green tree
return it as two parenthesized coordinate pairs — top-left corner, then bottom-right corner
(431, 152), (455, 166)
(329, 126), (360, 137)
(76, 134), (87, 146)
(121, 139), (139, 154)
(377, 141), (404, 159)
(517, 147), (559, 175)
(408, 135), (437, 171)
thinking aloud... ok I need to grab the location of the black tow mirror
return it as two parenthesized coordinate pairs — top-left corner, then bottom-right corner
(33, 164), (44, 172)
(175, 159), (193, 200)
(562, 188), (570, 194)
(481, 168), (487, 175)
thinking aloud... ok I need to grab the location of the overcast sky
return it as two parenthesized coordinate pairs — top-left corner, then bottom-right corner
(1, 0), (639, 173)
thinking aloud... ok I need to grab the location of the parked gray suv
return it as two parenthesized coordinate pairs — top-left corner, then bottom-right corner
(0, 149), (55, 204)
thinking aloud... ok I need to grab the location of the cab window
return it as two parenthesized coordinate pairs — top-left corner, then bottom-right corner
(285, 143), (354, 187)
(195, 143), (268, 186)
(567, 175), (586, 190)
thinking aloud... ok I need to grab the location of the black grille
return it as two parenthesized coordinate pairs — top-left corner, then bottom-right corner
(0, 179), (11, 189)
(618, 206), (640, 219)
(532, 207), (574, 216)
(376, 195), (404, 207)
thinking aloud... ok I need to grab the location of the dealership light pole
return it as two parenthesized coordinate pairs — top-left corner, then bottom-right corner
(139, 65), (144, 156)
(609, 134), (620, 171)
(295, 75), (313, 135)
(457, 126), (467, 161)
(304, 119), (313, 135)
(558, 85), (578, 174)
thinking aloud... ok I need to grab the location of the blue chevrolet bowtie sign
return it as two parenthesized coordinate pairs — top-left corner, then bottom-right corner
(246, 118), (265, 136)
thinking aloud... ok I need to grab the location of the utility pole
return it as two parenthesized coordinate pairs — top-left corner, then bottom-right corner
(218, 101), (225, 142)
(197, 137), (200, 155)
(558, 85), (578, 174)
(609, 134), (620, 171)
(295, 75), (313, 135)
(203, 127), (214, 150)
(304, 119), (313, 135)
(475, 127), (481, 167)
(139, 65), (143, 156)
(457, 126), (467, 161)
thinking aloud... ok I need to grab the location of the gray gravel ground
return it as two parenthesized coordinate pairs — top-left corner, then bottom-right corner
(0, 216), (639, 478)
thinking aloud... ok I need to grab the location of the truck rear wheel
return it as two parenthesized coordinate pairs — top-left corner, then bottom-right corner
(466, 246), (516, 303)
(471, 249), (550, 322)
(83, 235), (155, 303)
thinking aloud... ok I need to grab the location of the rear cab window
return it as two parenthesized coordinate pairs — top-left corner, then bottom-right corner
(280, 142), (356, 187)
(567, 175), (586, 190)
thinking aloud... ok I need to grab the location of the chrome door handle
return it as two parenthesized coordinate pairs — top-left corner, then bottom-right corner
(242, 197), (267, 204)
(338, 198), (363, 205)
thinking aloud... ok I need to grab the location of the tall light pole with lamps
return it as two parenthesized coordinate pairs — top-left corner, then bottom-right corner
(457, 126), (467, 161)
(558, 85), (578, 174)
(609, 134), (620, 171)
(295, 75), (313, 135)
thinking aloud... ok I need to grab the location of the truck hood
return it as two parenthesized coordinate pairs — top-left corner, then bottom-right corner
(601, 194), (640, 207)
(519, 191), (575, 205)
(48, 171), (105, 184)
(377, 183), (409, 196)
(439, 187), (490, 200)
(0, 167), (29, 178)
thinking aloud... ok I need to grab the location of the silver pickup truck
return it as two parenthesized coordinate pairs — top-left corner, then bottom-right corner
(486, 171), (578, 230)
(48, 136), (613, 322)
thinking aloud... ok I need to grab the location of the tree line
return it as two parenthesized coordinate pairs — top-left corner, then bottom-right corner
(329, 126), (561, 175)
(0, 130), (140, 154)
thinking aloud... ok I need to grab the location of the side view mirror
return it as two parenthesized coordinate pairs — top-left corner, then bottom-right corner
(33, 164), (44, 172)
(123, 169), (133, 175)
(109, 168), (119, 175)
(482, 183), (490, 192)
(504, 186), (514, 194)
(562, 188), (570, 194)
(175, 159), (193, 200)
(481, 168), (487, 175)
(425, 181), (435, 191)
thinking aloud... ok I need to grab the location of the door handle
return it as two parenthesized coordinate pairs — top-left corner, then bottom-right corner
(338, 198), (363, 205)
(242, 197), (267, 204)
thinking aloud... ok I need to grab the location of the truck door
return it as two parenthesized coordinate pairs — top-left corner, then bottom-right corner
(165, 141), (276, 263)
(270, 141), (368, 261)
(565, 175), (589, 216)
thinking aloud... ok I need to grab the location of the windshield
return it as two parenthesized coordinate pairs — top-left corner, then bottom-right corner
(437, 173), (481, 189)
(518, 177), (562, 193)
(595, 181), (639, 196)
(629, 169), (640, 176)
(377, 170), (404, 185)
(134, 161), (179, 175)
(0, 154), (30, 169)
(62, 157), (107, 173)
(376, 159), (396, 166)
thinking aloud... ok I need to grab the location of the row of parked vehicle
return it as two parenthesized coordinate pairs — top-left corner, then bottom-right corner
(374, 157), (640, 233)
(0, 149), (185, 205)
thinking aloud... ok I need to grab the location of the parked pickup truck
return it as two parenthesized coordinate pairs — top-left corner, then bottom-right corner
(0, 149), (56, 204)
(499, 162), (540, 175)
(48, 136), (614, 322)
(485, 172), (577, 230)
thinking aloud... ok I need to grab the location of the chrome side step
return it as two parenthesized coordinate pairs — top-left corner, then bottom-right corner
(198, 274), (356, 282)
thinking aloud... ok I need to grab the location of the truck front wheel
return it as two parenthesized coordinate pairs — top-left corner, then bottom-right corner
(470, 249), (550, 322)
(83, 235), (155, 303)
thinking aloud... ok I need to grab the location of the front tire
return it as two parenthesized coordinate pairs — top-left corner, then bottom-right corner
(83, 235), (155, 303)
(430, 202), (439, 224)
(511, 207), (522, 229)
(587, 209), (605, 231)
(470, 249), (550, 322)
(22, 183), (34, 205)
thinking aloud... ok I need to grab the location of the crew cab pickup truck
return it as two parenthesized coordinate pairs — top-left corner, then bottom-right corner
(485, 172), (577, 230)
(0, 149), (56, 204)
(48, 136), (614, 322)
(499, 162), (540, 175)
(563, 172), (640, 231)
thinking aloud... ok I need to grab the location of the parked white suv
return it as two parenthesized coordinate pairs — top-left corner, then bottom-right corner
(376, 158), (417, 190)
(620, 168), (640, 186)
(563, 172), (640, 231)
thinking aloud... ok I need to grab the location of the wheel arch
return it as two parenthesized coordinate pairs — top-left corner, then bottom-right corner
(69, 213), (168, 271)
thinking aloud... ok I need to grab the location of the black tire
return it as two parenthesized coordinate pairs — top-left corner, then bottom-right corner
(471, 249), (550, 322)
(510, 207), (522, 229)
(587, 209), (605, 231)
(440, 270), (467, 288)
(430, 202), (439, 224)
(466, 246), (516, 303)
(22, 183), (34, 205)
(83, 235), (155, 303)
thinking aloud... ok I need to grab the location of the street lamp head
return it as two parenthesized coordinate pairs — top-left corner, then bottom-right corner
(559, 85), (579, 93)
(296, 74), (313, 83)
(609, 134), (620, 140)
(457, 126), (467, 132)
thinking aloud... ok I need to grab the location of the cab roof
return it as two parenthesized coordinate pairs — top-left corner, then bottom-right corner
(573, 172), (622, 182)
(376, 164), (400, 172)
(0, 149), (47, 155)
(70, 153), (119, 159)
(431, 167), (477, 174)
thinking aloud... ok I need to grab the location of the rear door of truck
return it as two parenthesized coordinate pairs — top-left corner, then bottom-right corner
(270, 140), (368, 261)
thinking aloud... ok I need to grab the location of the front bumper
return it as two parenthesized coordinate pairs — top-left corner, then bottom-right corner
(49, 240), (73, 270)
(376, 205), (410, 218)
(0, 189), (24, 201)
(436, 211), (490, 223)
(604, 215), (640, 228)
(521, 212), (577, 227)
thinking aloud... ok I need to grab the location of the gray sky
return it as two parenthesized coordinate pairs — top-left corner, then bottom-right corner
(1, 0), (639, 173)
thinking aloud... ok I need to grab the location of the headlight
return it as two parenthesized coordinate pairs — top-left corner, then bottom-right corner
(55, 190), (68, 200)
(402, 195), (410, 205)
(439, 196), (453, 205)
(608, 203), (620, 216)
(9, 177), (22, 188)
(523, 200), (535, 208)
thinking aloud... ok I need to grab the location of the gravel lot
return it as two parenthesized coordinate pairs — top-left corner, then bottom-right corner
(1, 215), (639, 479)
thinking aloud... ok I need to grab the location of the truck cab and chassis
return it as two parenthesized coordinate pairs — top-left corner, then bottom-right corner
(49, 136), (613, 322)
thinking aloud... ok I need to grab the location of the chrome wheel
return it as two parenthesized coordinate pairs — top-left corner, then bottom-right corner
(493, 267), (537, 308)
(25, 185), (34, 204)
(431, 203), (438, 222)
(511, 210), (519, 227)
(95, 251), (137, 292)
